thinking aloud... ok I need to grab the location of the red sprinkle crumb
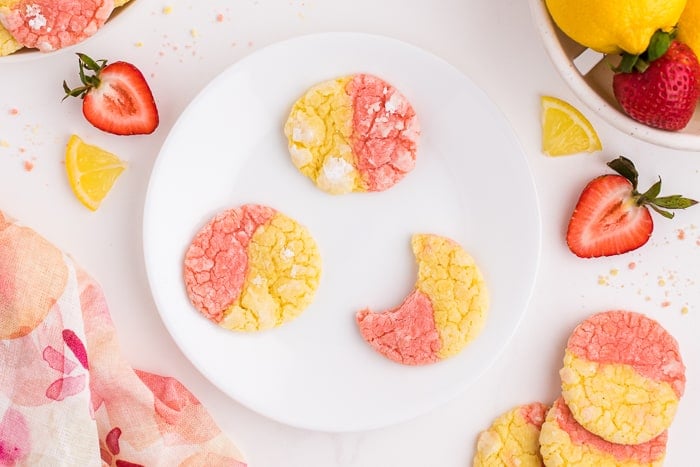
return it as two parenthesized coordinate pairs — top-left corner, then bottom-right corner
(9, 108), (19, 115)
(216, 13), (224, 22)
(661, 301), (671, 308)
(23, 160), (34, 172)
(678, 229), (686, 240)
(628, 262), (636, 270)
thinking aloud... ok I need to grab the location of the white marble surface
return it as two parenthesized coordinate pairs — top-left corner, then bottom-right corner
(1, 1), (698, 465)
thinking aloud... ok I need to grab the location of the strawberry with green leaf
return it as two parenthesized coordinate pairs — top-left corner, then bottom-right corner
(63, 53), (159, 136)
(613, 31), (700, 131)
(566, 156), (697, 258)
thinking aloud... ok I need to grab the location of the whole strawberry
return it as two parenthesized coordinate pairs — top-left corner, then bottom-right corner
(63, 53), (159, 136)
(567, 156), (696, 258)
(613, 33), (700, 131)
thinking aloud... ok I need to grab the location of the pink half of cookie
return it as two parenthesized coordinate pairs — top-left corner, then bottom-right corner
(0, 0), (114, 52)
(347, 74), (420, 191)
(356, 289), (440, 365)
(544, 398), (667, 465)
(183, 204), (276, 322)
(566, 310), (685, 397)
(521, 402), (547, 429)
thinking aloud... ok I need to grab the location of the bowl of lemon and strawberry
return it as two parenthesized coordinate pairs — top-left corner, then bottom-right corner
(530, 0), (700, 150)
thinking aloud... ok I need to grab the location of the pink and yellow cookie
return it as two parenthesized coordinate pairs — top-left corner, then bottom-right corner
(473, 402), (548, 467)
(560, 310), (685, 445)
(539, 398), (667, 466)
(0, 0), (114, 52)
(356, 233), (489, 365)
(184, 204), (322, 332)
(284, 73), (420, 194)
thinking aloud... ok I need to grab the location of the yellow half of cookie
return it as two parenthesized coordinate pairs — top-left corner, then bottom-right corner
(0, 22), (22, 56)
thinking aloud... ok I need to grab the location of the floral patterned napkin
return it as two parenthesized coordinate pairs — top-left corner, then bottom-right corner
(0, 211), (246, 466)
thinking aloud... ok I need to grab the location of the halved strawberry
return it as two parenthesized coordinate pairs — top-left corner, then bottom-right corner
(566, 156), (697, 258)
(63, 53), (159, 136)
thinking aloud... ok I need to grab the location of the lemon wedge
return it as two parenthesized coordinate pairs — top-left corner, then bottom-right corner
(541, 96), (602, 156)
(65, 134), (127, 211)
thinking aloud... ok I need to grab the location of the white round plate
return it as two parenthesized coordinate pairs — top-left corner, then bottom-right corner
(143, 32), (541, 432)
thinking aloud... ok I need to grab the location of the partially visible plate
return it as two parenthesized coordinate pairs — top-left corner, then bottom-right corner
(143, 32), (541, 432)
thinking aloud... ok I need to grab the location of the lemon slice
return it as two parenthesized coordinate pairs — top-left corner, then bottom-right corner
(65, 134), (127, 211)
(541, 96), (602, 156)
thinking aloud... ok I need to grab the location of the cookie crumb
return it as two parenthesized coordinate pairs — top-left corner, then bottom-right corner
(162, 6), (173, 14)
(681, 306), (689, 315)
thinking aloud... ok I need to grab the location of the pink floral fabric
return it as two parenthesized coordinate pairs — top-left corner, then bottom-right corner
(0, 211), (246, 466)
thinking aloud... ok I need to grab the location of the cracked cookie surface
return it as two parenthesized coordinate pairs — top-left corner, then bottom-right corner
(0, 0), (114, 52)
(539, 398), (667, 466)
(356, 234), (489, 365)
(560, 310), (685, 445)
(284, 73), (420, 195)
(473, 402), (548, 467)
(184, 204), (321, 332)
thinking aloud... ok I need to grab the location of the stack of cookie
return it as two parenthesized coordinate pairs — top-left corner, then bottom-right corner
(473, 310), (686, 466)
(0, 0), (134, 57)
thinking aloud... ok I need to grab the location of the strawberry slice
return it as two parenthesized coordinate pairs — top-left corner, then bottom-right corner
(567, 156), (697, 258)
(63, 53), (159, 136)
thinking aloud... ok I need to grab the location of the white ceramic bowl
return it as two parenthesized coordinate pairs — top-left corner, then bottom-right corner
(529, 0), (700, 151)
(0, 1), (137, 63)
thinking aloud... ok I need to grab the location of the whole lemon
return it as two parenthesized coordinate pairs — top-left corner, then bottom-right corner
(545, 0), (687, 54)
(678, 0), (700, 61)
